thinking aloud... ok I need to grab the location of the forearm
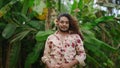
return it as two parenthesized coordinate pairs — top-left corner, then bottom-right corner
(69, 59), (79, 67)
(45, 61), (51, 67)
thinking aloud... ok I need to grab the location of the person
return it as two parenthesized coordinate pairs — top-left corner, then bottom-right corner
(41, 13), (86, 68)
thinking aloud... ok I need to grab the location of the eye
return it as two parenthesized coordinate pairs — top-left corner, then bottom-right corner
(66, 21), (69, 24)
(60, 21), (64, 23)
(59, 20), (69, 24)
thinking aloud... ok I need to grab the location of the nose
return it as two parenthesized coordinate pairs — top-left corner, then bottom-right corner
(63, 22), (68, 25)
(63, 22), (66, 25)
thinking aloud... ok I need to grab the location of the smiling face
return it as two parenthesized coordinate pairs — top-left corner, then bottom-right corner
(57, 16), (69, 32)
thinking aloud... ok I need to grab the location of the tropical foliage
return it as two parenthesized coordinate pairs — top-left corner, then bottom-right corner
(0, 0), (120, 68)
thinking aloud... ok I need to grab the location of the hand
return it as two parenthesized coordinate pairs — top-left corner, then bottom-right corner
(54, 65), (61, 68)
(46, 61), (55, 68)
(47, 63), (61, 68)
(47, 64), (55, 68)
(61, 63), (72, 68)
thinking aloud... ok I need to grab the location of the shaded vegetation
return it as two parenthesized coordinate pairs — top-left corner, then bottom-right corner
(0, 0), (120, 68)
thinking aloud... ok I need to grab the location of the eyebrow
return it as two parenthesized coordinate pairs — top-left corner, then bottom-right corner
(59, 20), (69, 22)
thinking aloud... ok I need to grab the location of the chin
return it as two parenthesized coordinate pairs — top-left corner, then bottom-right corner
(60, 29), (69, 32)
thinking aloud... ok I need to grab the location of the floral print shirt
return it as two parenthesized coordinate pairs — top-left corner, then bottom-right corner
(42, 31), (86, 67)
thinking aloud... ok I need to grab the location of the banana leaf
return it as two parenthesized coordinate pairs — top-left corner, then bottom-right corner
(9, 41), (21, 68)
(2, 23), (16, 39)
(35, 30), (54, 42)
(25, 42), (45, 68)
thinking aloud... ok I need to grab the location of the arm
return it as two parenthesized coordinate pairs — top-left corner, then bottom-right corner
(75, 35), (86, 66)
(41, 37), (51, 63)
(61, 59), (78, 68)
(41, 37), (54, 68)
(61, 35), (86, 68)
(61, 45), (86, 68)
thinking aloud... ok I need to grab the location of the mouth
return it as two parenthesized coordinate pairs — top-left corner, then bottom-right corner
(61, 27), (69, 30)
(61, 26), (68, 28)
(61, 27), (68, 30)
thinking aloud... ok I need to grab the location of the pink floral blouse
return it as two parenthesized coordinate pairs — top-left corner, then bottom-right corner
(42, 31), (86, 67)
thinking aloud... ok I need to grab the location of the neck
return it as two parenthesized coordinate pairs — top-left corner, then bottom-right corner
(57, 30), (69, 35)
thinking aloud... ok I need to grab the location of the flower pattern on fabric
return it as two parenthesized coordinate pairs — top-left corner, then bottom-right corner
(42, 31), (86, 67)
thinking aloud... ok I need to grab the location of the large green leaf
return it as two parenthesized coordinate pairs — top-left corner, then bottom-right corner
(85, 42), (114, 67)
(10, 29), (31, 43)
(58, 0), (61, 12)
(35, 30), (54, 42)
(78, 0), (83, 10)
(25, 42), (45, 68)
(81, 16), (114, 30)
(27, 20), (45, 30)
(12, 12), (30, 25)
(86, 54), (101, 67)
(9, 41), (21, 68)
(84, 30), (116, 52)
(0, 0), (3, 8)
(82, 28), (116, 67)
(71, 0), (77, 13)
(21, 0), (34, 15)
(2, 23), (16, 39)
(0, 0), (18, 18)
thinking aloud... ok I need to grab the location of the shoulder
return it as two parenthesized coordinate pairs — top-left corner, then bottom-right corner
(71, 34), (80, 38)
(47, 34), (55, 39)
(46, 34), (59, 42)
(71, 34), (83, 41)
(71, 34), (83, 44)
(47, 31), (58, 39)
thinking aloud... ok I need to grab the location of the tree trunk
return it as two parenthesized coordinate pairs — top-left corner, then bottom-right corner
(45, 8), (52, 30)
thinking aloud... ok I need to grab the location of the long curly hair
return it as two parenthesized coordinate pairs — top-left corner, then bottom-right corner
(57, 13), (84, 40)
